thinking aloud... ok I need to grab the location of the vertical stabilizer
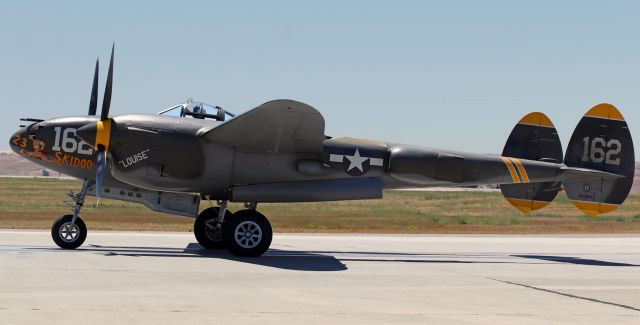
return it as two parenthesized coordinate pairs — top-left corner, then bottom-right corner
(501, 112), (563, 213)
(563, 103), (634, 216)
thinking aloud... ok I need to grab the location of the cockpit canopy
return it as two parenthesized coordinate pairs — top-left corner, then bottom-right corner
(158, 99), (236, 121)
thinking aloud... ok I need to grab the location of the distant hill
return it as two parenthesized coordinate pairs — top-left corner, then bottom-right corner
(0, 152), (58, 177)
(1, 152), (639, 194)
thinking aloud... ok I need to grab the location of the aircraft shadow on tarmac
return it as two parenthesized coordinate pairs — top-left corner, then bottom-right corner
(85, 243), (349, 272)
(512, 255), (639, 267)
(27, 245), (638, 271)
(33, 244), (520, 271)
(78, 244), (532, 271)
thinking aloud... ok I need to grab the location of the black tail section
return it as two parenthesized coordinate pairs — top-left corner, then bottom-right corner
(501, 112), (563, 213)
(563, 103), (635, 216)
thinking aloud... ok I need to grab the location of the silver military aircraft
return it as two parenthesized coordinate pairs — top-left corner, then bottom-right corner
(10, 46), (635, 256)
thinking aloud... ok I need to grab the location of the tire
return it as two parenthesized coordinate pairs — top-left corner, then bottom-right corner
(194, 207), (233, 249)
(51, 215), (87, 249)
(223, 209), (272, 257)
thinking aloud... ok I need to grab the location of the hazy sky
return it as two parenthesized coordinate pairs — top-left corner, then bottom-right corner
(1, 1), (638, 159)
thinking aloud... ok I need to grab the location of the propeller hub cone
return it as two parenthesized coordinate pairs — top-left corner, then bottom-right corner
(76, 123), (97, 147)
(77, 119), (113, 152)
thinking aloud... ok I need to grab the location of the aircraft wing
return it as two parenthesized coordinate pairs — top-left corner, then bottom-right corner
(197, 99), (325, 154)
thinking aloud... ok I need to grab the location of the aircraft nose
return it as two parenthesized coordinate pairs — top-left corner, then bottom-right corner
(9, 121), (41, 154)
(9, 128), (27, 154)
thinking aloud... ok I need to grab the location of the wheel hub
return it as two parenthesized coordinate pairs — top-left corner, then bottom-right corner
(204, 220), (223, 241)
(59, 222), (79, 243)
(234, 221), (262, 249)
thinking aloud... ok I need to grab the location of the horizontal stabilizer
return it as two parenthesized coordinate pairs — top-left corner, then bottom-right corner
(559, 166), (625, 182)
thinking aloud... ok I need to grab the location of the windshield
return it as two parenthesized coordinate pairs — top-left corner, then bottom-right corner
(158, 99), (236, 121)
(157, 105), (184, 117)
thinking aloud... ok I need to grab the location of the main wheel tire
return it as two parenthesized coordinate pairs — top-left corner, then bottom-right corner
(51, 215), (87, 249)
(223, 209), (272, 257)
(194, 207), (233, 249)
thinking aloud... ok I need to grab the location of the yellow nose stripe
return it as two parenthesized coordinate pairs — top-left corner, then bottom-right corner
(501, 157), (520, 183)
(95, 119), (112, 152)
(511, 158), (529, 183)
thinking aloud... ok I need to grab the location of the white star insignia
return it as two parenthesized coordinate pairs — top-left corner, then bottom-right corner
(344, 148), (368, 172)
(328, 148), (385, 175)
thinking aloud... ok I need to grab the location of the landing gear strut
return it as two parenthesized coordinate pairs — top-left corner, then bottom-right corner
(194, 200), (233, 249)
(51, 179), (90, 249)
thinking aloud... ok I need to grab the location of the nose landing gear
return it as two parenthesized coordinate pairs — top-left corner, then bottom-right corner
(51, 179), (90, 249)
(52, 214), (87, 249)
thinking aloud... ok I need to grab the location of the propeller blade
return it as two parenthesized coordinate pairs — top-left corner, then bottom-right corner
(95, 146), (106, 201)
(88, 58), (99, 115)
(101, 43), (114, 120)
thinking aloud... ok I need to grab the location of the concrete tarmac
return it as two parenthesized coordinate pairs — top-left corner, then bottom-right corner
(1, 230), (639, 324)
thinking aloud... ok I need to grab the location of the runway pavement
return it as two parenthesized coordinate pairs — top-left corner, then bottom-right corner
(1, 230), (639, 324)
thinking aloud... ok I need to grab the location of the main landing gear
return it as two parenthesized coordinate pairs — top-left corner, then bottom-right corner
(50, 181), (272, 257)
(51, 179), (90, 249)
(193, 201), (272, 257)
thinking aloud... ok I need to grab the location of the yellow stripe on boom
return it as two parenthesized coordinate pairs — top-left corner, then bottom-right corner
(511, 158), (529, 183)
(501, 157), (520, 183)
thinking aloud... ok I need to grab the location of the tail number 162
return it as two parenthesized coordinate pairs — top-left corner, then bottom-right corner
(581, 137), (621, 165)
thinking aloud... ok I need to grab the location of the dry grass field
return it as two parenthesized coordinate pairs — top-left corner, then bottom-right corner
(1, 177), (639, 233)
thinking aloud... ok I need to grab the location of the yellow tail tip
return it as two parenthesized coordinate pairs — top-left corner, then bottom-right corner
(585, 103), (624, 121)
(518, 112), (555, 128)
(506, 198), (549, 214)
(570, 200), (619, 217)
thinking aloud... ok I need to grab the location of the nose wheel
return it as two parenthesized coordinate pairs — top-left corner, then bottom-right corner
(52, 214), (87, 249)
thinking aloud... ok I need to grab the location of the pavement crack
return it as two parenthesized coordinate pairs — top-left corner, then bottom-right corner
(487, 277), (640, 312)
